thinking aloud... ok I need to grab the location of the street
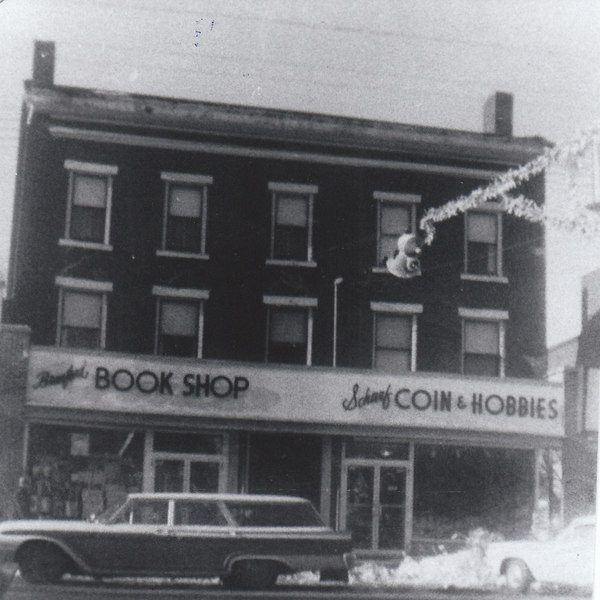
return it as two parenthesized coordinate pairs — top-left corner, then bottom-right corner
(0, 574), (592, 600)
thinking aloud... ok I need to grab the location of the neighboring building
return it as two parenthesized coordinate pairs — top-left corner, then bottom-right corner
(549, 267), (600, 521)
(1, 42), (562, 555)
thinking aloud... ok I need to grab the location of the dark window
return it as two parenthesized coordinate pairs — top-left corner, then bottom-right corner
(225, 501), (323, 527)
(60, 290), (103, 349)
(272, 194), (308, 261)
(374, 313), (412, 372)
(378, 203), (411, 264)
(267, 306), (308, 364)
(165, 185), (204, 253)
(174, 501), (227, 526)
(131, 500), (169, 525)
(466, 212), (499, 275)
(157, 299), (199, 357)
(69, 173), (108, 243)
(463, 320), (500, 376)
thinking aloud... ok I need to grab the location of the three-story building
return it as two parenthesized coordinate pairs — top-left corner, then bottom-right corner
(1, 41), (562, 555)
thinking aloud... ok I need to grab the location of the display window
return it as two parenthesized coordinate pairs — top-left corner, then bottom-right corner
(25, 425), (144, 520)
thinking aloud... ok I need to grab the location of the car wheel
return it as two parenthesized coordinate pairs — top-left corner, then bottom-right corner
(504, 559), (531, 594)
(18, 544), (69, 585)
(224, 560), (279, 590)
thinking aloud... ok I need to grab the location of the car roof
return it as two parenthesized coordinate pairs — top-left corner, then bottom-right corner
(127, 492), (311, 503)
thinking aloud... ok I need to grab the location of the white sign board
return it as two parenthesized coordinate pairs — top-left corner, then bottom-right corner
(26, 348), (565, 437)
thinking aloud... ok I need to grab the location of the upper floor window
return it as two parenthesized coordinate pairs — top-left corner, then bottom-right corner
(153, 287), (209, 358)
(62, 160), (117, 249)
(464, 207), (504, 279)
(56, 276), (112, 349)
(268, 182), (317, 266)
(459, 308), (508, 377)
(374, 192), (421, 267)
(159, 172), (212, 258)
(264, 295), (317, 365)
(371, 302), (422, 372)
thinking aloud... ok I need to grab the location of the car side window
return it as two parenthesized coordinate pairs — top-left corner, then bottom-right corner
(131, 500), (169, 524)
(173, 501), (228, 526)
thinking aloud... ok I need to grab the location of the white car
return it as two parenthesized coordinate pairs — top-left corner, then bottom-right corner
(485, 515), (596, 593)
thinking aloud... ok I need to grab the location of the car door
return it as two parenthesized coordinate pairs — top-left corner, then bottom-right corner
(166, 499), (234, 576)
(76, 498), (174, 575)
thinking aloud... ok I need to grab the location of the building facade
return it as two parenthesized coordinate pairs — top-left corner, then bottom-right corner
(1, 42), (563, 554)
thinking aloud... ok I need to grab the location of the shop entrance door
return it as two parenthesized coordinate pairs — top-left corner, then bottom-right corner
(342, 462), (408, 551)
(153, 456), (223, 492)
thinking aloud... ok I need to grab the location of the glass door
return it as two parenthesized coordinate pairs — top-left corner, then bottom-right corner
(154, 457), (222, 492)
(342, 461), (408, 551)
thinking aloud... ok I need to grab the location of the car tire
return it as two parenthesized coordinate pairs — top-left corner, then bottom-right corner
(223, 560), (279, 590)
(18, 543), (69, 585)
(504, 559), (532, 594)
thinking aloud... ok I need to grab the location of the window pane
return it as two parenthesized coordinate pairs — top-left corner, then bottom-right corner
(375, 349), (410, 372)
(464, 354), (499, 376)
(468, 213), (497, 243)
(62, 291), (102, 327)
(379, 234), (400, 264)
(467, 242), (498, 275)
(131, 500), (169, 524)
(169, 186), (202, 218)
(376, 314), (411, 349)
(73, 174), (107, 208)
(225, 501), (322, 527)
(465, 320), (499, 354)
(274, 226), (307, 260)
(70, 206), (106, 242)
(154, 432), (222, 454)
(160, 300), (198, 336)
(270, 308), (306, 343)
(174, 501), (227, 526)
(60, 327), (100, 349)
(380, 204), (410, 236)
(276, 195), (307, 227)
(167, 217), (203, 252)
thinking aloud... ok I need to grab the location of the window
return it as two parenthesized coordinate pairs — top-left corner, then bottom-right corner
(159, 172), (212, 257)
(374, 192), (420, 267)
(174, 501), (227, 526)
(153, 286), (209, 358)
(56, 277), (112, 349)
(464, 208), (503, 277)
(460, 308), (508, 377)
(264, 295), (317, 365)
(62, 160), (117, 248)
(268, 182), (317, 265)
(371, 302), (422, 372)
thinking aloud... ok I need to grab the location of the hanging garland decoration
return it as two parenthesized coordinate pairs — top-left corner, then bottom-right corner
(419, 125), (600, 245)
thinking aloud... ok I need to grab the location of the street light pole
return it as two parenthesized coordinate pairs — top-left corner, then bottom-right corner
(333, 277), (343, 367)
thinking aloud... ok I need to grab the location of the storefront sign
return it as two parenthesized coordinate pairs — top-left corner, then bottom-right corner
(26, 348), (565, 437)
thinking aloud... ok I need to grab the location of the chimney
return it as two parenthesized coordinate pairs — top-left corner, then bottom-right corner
(32, 41), (55, 87)
(483, 91), (513, 137)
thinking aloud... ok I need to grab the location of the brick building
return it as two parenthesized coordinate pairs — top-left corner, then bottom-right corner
(0, 42), (563, 555)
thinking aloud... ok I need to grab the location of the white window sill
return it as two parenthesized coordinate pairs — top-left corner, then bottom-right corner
(266, 259), (317, 268)
(460, 273), (508, 284)
(59, 238), (113, 252)
(156, 249), (210, 260)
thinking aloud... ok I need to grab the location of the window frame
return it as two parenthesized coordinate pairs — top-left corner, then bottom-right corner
(267, 182), (317, 267)
(263, 295), (318, 366)
(55, 276), (113, 350)
(60, 159), (117, 251)
(157, 172), (213, 260)
(153, 286), (210, 358)
(370, 301), (423, 372)
(373, 191), (421, 272)
(462, 203), (508, 283)
(459, 307), (508, 377)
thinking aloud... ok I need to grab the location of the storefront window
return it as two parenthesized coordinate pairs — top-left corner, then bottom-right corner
(153, 431), (222, 454)
(413, 444), (534, 540)
(25, 425), (144, 520)
(345, 438), (409, 460)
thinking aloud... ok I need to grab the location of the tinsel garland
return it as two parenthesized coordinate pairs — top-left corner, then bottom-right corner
(419, 126), (600, 245)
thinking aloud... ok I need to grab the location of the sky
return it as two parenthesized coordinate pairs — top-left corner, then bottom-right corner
(0, 0), (599, 347)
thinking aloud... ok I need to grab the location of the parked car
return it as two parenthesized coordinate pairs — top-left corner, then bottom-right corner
(485, 515), (596, 593)
(0, 493), (354, 589)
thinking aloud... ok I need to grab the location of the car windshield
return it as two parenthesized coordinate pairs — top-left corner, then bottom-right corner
(224, 500), (325, 527)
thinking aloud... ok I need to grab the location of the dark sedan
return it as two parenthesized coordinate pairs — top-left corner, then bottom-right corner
(0, 493), (354, 590)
